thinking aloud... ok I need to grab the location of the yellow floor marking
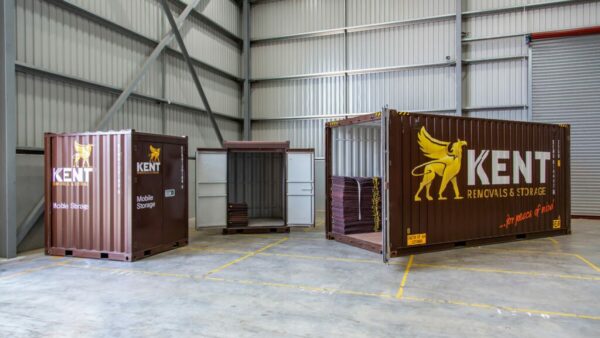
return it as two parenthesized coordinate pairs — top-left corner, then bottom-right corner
(573, 254), (600, 273)
(205, 276), (393, 299)
(259, 252), (380, 264)
(403, 296), (600, 321)
(61, 262), (193, 279)
(14, 257), (600, 322)
(547, 237), (560, 246)
(410, 263), (600, 281)
(183, 247), (251, 255)
(204, 237), (289, 276)
(395, 255), (414, 299)
(0, 261), (64, 281)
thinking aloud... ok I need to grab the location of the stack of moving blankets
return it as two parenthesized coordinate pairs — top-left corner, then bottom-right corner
(331, 176), (381, 235)
(227, 203), (248, 227)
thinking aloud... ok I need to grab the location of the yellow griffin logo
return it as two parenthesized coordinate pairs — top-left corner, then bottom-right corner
(72, 142), (93, 168)
(411, 127), (467, 201)
(149, 145), (161, 162)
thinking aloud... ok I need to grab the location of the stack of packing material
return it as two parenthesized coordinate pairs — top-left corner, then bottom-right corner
(331, 176), (381, 235)
(227, 203), (248, 227)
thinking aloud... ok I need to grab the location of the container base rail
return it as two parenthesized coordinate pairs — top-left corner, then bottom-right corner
(223, 226), (290, 235)
(47, 238), (189, 262)
(328, 229), (569, 257)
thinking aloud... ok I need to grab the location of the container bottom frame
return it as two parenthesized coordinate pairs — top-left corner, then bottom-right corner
(46, 238), (189, 262)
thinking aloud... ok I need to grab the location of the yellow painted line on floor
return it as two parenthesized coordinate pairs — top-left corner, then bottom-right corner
(573, 254), (600, 273)
(205, 276), (393, 299)
(61, 262), (193, 279)
(204, 237), (289, 276)
(259, 252), (380, 264)
(0, 261), (66, 281)
(546, 237), (560, 246)
(183, 246), (251, 255)
(395, 255), (414, 299)
(403, 296), (600, 321)
(410, 263), (600, 281)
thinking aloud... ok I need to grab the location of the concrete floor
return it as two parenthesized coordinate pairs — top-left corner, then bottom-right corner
(1, 219), (600, 337)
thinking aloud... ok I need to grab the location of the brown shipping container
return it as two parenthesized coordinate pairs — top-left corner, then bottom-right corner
(44, 130), (188, 261)
(325, 110), (570, 262)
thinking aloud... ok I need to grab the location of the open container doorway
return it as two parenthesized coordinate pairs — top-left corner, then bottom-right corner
(196, 141), (315, 234)
(325, 114), (389, 261)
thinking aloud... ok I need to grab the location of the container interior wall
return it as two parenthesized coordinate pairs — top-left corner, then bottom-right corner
(227, 152), (284, 219)
(332, 123), (381, 178)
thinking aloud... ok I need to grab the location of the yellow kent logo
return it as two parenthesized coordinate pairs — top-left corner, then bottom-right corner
(411, 127), (467, 202)
(72, 142), (94, 168)
(149, 145), (161, 162)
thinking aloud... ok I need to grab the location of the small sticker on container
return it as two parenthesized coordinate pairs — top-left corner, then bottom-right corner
(553, 218), (561, 229)
(165, 189), (176, 198)
(407, 233), (427, 246)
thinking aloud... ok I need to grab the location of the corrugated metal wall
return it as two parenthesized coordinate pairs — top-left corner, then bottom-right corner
(531, 34), (600, 216)
(14, 0), (243, 247)
(251, 0), (600, 159)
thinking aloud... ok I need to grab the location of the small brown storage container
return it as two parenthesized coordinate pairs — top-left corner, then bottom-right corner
(44, 130), (188, 261)
(325, 110), (571, 262)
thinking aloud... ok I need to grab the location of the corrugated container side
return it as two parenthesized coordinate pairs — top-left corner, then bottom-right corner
(45, 132), (132, 260)
(389, 113), (569, 253)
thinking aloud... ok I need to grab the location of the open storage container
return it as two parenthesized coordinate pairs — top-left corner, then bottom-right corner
(196, 141), (315, 234)
(325, 110), (571, 262)
(45, 131), (188, 261)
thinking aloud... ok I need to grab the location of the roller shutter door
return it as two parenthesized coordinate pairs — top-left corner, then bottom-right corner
(531, 34), (600, 216)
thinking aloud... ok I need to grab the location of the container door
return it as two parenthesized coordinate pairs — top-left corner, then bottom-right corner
(133, 141), (165, 251)
(196, 150), (227, 228)
(162, 143), (188, 243)
(286, 151), (315, 226)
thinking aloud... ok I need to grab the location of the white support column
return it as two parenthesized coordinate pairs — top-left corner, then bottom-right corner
(0, 0), (17, 258)
(455, 0), (463, 116)
(242, 0), (251, 140)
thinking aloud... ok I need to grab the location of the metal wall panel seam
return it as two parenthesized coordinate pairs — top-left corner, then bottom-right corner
(251, 62), (456, 82)
(249, 0), (599, 43)
(46, 0), (243, 82)
(15, 61), (243, 122)
(249, 105), (527, 121)
(251, 57), (528, 82)
(251, 14), (456, 44)
(170, 0), (243, 43)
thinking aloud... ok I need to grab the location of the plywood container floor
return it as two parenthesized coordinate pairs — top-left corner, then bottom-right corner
(2, 218), (600, 337)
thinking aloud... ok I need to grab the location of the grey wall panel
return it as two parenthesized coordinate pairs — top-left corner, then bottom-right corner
(252, 76), (345, 119)
(191, 0), (242, 37)
(347, 0), (454, 26)
(16, 0), (163, 98)
(251, 35), (345, 78)
(15, 72), (163, 148)
(348, 67), (455, 114)
(166, 56), (242, 118)
(331, 125), (381, 177)
(348, 20), (455, 70)
(466, 109), (528, 121)
(464, 2), (600, 39)
(532, 34), (600, 216)
(463, 36), (527, 59)
(252, 119), (331, 158)
(66, 0), (163, 40)
(464, 59), (527, 107)
(169, 7), (242, 77)
(164, 106), (242, 156)
(251, 0), (344, 39)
